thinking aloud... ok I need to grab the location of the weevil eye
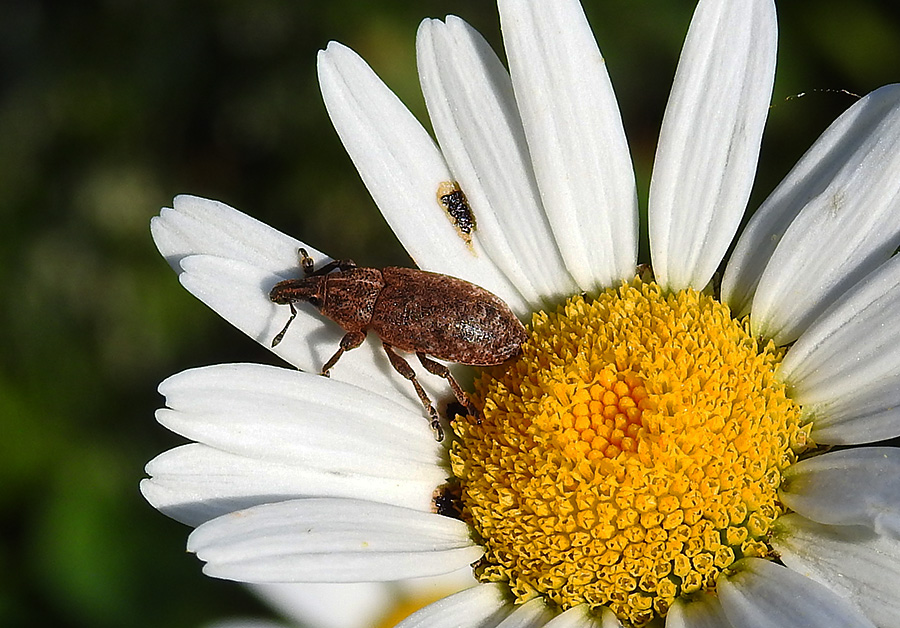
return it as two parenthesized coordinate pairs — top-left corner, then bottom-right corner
(308, 296), (322, 307)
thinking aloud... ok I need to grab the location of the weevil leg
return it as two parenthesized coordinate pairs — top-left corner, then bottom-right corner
(299, 247), (357, 277)
(320, 330), (366, 376)
(416, 352), (479, 420)
(271, 302), (298, 347)
(382, 344), (444, 441)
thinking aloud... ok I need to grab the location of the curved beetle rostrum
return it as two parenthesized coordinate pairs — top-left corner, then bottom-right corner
(270, 248), (528, 440)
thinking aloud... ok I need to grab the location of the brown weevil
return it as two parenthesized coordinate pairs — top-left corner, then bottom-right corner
(269, 248), (528, 441)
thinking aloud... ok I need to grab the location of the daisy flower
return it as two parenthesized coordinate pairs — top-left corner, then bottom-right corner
(142, 0), (900, 626)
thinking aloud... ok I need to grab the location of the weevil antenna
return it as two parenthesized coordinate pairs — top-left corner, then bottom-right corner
(271, 302), (298, 347)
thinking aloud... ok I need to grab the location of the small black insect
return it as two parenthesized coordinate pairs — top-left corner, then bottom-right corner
(437, 181), (476, 242)
(270, 249), (527, 440)
(432, 482), (464, 520)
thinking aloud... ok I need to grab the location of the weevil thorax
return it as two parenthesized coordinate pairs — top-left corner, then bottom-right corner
(319, 267), (385, 332)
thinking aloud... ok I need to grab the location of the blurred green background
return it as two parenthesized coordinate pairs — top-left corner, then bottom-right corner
(2, 0), (898, 626)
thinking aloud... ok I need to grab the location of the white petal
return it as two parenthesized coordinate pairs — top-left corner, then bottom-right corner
(778, 254), (900, 444)
(175, 254), (335, 368)
(156, 364), (444, 477)
(596, 608), (624, 628)
(740, 84), (900, 344)
(152, 197), (422, 398)
(416, 17), (578, 307)
(176, 253), (456, 414)
(494, 599), (553, 628)
(395, 583), (510, 628)
(317, 42), (528, 315)
(205, 620), (285, 628)
(152, 197), (354, 374)
(250, 582), (393, 628)
(141, 442), (441, 527)
(395, 566), (480, 599)
(542, 605), (609, 628)
(187, 498), (483, 583)
(498, 0), (638, 292)
(779, 448), (900, 537)
(178, 253), (454, 414)
(154, 197), (468, 415)
(666, 592), (734, 628)
(725, 85), (900, 320)
(152, 195), (311, 273)
(723, 86), (900, 317)
(772, 514), (900, 627)
(649, 0), (776, 292)
(718, 557), (876, 628)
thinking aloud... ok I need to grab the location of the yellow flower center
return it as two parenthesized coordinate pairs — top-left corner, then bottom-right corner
(450, 280), (811, 627)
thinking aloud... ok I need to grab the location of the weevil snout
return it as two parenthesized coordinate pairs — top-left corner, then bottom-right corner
(269, 277), (326, 306)
(269, 276), (327, 348)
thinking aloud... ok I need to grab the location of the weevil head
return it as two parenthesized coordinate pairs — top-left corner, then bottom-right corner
(269, 276), (327, 309)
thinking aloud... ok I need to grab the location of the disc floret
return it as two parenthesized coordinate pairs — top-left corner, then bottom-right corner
(451, 279), (811, 626)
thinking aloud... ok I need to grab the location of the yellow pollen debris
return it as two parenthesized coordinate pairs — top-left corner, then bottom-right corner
(450, 280), (811, 627)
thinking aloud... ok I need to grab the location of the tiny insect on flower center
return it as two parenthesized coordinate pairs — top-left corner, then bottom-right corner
(450, 279), (812, 627)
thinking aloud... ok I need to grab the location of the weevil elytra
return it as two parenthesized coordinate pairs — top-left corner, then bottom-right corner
(269, 248), (527, 440)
